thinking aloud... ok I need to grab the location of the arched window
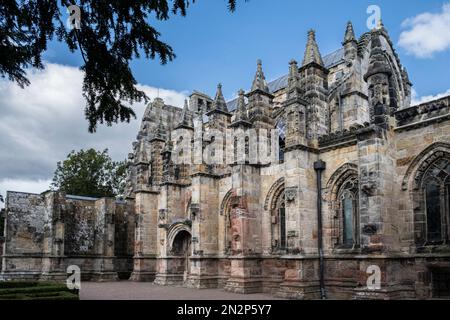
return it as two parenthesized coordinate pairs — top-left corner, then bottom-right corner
(279, 137), (285, 163)
(337, 176), (359, 248)
(271, 190), (286, 251)
(279, 197), (286, 249)
(419, 157), (450, 244)
(174, 167), (180, 180)
(425, 180), (442, 242)
(234, 137), (238, 163)
(267, 130), (272, 157)
(341, 191), (355, 246)
(276, 120), (286, 163)
(245, 136), (249, 161)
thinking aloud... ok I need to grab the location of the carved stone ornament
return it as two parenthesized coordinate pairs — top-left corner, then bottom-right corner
(285, 187), (298, 202)
(190, 203), (200, 218)
(158, 209), (166, 221)
(361, 181), (377, 196)
(362, 224), (377, 235)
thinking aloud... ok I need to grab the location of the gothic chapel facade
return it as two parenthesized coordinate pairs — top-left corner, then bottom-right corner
(2, 22), (450, 299)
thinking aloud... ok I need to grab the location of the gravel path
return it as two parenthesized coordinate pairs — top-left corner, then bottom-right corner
(80, 281), (282, 300)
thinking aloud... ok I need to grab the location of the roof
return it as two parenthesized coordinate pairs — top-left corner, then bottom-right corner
(226, 48), (345, 111)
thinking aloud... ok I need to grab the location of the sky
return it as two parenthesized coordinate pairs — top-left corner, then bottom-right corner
(1, 0), (450, 206)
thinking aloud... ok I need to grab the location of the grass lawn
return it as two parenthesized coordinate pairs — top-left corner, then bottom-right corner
(0, 281), (79, 300)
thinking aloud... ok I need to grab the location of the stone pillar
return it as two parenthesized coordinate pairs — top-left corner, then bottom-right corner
(225, 165), (263, 293)
(275, 151), (323, 299)
(357, 127), (397, 252)
(40, 192), (65, 280)
(154, 184), (192, 286)
(91, 198), (118, 281)
(130, 191), (159, 281)
(186, 175), (220, 289)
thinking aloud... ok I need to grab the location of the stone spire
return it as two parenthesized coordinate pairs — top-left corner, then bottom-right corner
(287, 59), (302, 98)
(212, 83), (229, 113)
(230, 89), (251, 127)
(250, 59), (269, 93)
(176, 99), (194, 129)
(236, 89), (248, 120)
(151, 112), (166, 141)
(343, 21), (356, 44)
(162, 128), (173, 154)
(302, 30), (324, 67)
(137, 140), (149, 164)
(364, 32), (391, 81)
(161, 128), (174, 182)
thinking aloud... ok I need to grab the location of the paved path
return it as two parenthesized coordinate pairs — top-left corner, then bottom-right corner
(80, 281), (282, 300)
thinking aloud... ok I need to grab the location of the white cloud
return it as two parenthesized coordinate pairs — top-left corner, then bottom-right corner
(0, 62), (187, 197)
(411, 87), (450, 105)
(398, 3), (450, 58)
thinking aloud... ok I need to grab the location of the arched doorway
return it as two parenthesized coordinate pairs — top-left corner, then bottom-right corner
(171, 230), (192, 280)
(220, 190), (233, 255)
(264, 178), (286, 253)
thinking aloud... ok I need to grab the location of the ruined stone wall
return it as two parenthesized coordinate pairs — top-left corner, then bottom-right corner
(1, 191), (135, 281)
(4, 192), (50, 255)
(0, 208), (4, 270)
(114, 200), (135, 279)
(62, 198), (97, 255)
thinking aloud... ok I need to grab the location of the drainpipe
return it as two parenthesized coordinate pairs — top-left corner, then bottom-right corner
(314, 160), (326, 299)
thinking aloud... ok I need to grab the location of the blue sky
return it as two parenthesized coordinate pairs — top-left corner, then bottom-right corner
(44, 0), (450, 100)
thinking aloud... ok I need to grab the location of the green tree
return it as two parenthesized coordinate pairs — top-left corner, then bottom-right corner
(0, 0), (239, 132)
(51, 149), (126, 198)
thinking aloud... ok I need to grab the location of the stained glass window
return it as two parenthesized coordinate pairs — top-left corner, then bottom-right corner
(342, 195), (354, 246)
(337, 177), (358, 248)
(420, 157), (450, 244)
(426, 181), (442, 242)
(279, 202), (286, 249)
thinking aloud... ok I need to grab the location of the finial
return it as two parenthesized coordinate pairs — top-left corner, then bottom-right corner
(235, 89), (248, 121)
(212, 82), (229, 113)
(250, 59), (269, 93)
(156, 112), (165, 136)
(302, 29), (324, 67)
(287, 59), (301, 97)
(177, 98), (193, 128)
(343, 21), (356, 44)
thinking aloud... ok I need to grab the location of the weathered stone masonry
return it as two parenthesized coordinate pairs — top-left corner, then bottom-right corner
(2, 22), (450, 299)
(1, 192), (134, 281)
